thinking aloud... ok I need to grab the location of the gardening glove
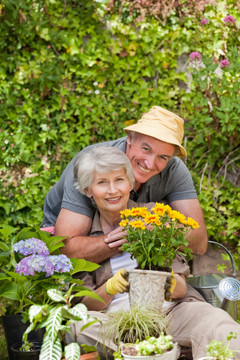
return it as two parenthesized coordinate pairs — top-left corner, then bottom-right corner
(106, 268), (129, 295)
(165, 269), (177, 301)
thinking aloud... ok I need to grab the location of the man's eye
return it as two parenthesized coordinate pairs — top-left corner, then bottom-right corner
(142, 147), (149, 152)
(98, 181), (106, 184)
(160, 156), (167, 161)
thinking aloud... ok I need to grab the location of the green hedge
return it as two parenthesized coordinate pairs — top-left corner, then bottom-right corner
(0, 0), (239, 265)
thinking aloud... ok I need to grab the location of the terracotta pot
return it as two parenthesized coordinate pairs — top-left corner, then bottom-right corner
(62, 351), (99, 360)
(128, 269), (170, 312)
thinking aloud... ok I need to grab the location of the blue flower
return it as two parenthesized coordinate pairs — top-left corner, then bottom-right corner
(13, 238), (50, 256)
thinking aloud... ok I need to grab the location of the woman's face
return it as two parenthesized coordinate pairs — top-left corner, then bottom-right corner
(85, 169), (131, 214)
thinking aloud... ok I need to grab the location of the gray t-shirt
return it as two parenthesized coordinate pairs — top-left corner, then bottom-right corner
(41, 137), (197, 226)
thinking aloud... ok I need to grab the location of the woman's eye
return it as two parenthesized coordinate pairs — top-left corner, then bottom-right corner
(116, 178), (124, 181)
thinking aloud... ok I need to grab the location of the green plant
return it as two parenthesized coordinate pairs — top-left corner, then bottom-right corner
(0, 225), (101, 319)
(206, 332), (238, 360)
(120, 203), (196, 270)
(23, 284), (101, 360)
(101, 305), (169, 346)
(121, 333), (174, 357)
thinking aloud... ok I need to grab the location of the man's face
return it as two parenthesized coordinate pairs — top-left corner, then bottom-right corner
(126, 133), (176, 188)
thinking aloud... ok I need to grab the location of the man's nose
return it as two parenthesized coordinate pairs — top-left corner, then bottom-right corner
(144, 155), (155, 169)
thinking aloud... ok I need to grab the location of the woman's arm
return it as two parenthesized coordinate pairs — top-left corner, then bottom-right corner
(171, 273), (187, 299)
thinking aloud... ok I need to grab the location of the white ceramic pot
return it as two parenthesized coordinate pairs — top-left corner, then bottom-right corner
(122, 343), (179, 360)
(128, 269), (170, 312)
(198, 358), (233, 360)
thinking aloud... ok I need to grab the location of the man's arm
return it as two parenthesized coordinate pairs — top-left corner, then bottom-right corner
(55, 208), (121, 263)
(170, 198), (208, 255)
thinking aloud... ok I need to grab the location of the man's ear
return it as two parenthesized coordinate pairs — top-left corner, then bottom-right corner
(126, 134), (132, 145)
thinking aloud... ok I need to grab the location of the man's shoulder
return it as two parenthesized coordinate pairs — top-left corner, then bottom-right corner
(82, 137), (127, 153)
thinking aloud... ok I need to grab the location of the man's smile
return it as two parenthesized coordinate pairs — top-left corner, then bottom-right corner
(138, 163), (151, 173)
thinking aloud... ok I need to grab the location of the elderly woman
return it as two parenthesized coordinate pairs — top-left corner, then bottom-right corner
(73, 146), (187, 311)
(67, 146), (240, 359)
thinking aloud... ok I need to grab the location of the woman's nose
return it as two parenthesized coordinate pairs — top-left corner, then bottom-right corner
(108, 182), (117, 193)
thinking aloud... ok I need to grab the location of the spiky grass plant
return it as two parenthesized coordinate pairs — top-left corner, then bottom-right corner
(101, 305), (169, 346)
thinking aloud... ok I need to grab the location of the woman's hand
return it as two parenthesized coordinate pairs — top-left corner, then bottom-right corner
(105, 268), (129, 295)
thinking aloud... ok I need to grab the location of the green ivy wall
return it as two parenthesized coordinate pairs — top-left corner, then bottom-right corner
(0, 0), (239, 263)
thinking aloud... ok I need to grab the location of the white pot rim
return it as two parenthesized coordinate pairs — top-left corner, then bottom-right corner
(128, 269), (170, 276)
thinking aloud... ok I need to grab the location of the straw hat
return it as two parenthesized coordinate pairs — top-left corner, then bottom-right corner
(124, 106), (187, 157)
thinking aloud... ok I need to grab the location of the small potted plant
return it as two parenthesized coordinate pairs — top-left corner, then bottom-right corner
(113, 332), (179, 360)
(0, 224), (100, 359)
(119, 203), (198, 310)
(198, 332), (239, 360)
(19, 284), (102, 360)
(101, 305), (169, 346)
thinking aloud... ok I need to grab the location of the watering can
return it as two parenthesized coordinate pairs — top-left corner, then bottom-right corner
(187, 241), (240, 320)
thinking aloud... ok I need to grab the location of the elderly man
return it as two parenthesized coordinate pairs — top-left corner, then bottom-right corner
(41, 106), (208, 262)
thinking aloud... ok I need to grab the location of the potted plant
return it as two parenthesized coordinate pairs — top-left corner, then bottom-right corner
(0, 224), (100, 359)
(119, 203), (198, 310)
(19, 284), (101, 360)
(113, 332), (179, 360)
(198, 332), (239, 360)
(101, 305), (169, 346)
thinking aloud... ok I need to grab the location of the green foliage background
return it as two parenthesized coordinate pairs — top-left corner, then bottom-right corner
(0, 0), (239, 264)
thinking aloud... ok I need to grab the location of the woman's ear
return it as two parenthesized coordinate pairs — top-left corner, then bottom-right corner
(84, 188), (92, 198)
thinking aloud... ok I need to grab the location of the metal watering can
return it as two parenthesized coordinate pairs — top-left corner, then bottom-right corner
(187, 241), (240, 320)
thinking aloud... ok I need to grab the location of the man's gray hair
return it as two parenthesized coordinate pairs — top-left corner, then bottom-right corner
(74, 146), (135, 194)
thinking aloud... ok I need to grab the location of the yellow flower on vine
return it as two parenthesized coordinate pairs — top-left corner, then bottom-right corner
(129, 220), (146, 230)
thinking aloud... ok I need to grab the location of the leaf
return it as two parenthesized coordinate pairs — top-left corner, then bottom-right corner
(40, 335), (62, 360)
(64, 342), (81, 360)
(70, 258), (100, 275)
(28, 304), (46, 322)
(67, 303), (89, 321)
(0, 282), (21, 300)
(47, 289), (65, 302)
(45, 306), (64, 341)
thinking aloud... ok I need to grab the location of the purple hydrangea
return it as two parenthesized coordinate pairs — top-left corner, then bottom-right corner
(47, 255), (73, 275)
(200, 18), (209, 25)
(223, 15), (236, 23)
(13, 238), (50, 256)
(189, 52), (202, 60)
(15, 254), (73, 277)
(220, 59), (230, 68)
(15, 255), (47, 276)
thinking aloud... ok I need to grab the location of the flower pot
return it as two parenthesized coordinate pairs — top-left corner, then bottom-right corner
(1, 314), (44, 360)
(10, 341), (42, 360)
(62, 351), (99, 360)
(128, 269), (170, 312)
(122, 342), (179, 360)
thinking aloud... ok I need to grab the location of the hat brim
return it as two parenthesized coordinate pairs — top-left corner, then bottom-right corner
(124, 124), (187, 157)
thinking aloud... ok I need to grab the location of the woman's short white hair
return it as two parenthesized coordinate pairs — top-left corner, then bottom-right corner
(74, 146), (135, 194)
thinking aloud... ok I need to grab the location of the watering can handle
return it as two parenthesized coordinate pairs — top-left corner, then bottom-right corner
(208, 240), (236, 278)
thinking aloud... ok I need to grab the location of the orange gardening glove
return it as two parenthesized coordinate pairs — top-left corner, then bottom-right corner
(106, 269), (129, 295)
(165, 269), (177, 301)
